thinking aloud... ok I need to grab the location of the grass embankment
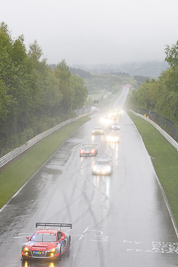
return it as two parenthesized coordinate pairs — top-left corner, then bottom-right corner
(89, 90), (122, 111)
(0, 117), (90, 209)
(128, 111), (178, 226)
(88, 89), (122, 110)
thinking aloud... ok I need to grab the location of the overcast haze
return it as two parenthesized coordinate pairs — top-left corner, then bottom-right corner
(1, 0), (178, 66)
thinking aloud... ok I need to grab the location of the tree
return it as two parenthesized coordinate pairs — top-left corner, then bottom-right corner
(165, 41), (178, 69)
(0, 23), (89, 154)
(165, 41), (178, 92)
(34, 65), (62, 118)
(54, 60), (71, 115)
(130, 67), (178, 122)
(28, 40), (43, 62)
(69, 75), (88, 110)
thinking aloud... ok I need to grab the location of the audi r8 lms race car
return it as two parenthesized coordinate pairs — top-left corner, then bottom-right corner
(109, 123), (120, 130)
(21, 223), (72, 261)
(80, 144), (98, 157)
(106, 132), (120, 143)
(92, 127), (104, 135)
(92, 158), (113, 175)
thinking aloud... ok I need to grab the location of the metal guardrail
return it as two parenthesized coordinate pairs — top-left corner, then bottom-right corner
(132, 108), (178, 142)
(130, 110), (178, 151)
(0, 113), (92, 168)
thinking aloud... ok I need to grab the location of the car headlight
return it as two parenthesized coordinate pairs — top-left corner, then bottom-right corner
(46, 248), (56, 257)
(22, 246), (29, 252)
(22, 246), (31, 256)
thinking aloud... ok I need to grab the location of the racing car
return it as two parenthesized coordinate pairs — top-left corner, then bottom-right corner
(80, 144), (98, 157)
(21, 223), (72, 261)
(100, 116), (112, 125)
(106, 132), (120, 143)
(92, 158), (112, 175)
(109, 123), (120, 130)
(92, 127), (104, 135)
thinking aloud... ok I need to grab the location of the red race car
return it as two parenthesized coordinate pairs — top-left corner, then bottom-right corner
(80, 144), (98, 157)
(21, 223), (72, 260)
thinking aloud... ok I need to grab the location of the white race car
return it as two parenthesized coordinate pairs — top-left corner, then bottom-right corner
(92, 158), (112, 175)
(106, 132), (119, 143)
(92, 127), (104, 135)
(109, 123), (120, 130)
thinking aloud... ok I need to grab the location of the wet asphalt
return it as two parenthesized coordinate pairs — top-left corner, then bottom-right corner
(0, 88), (178, 267)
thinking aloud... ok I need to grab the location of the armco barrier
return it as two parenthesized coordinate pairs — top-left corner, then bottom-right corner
(132, 108), (178, 142)
(0, 113), (92, 168)
(130, 110), (178, 151)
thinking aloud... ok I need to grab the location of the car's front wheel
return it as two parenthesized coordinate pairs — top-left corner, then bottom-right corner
(69, 235), (71, 247)
(56, 247), (61, 261)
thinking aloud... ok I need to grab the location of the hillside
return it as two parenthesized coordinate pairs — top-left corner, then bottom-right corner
(70, 61), (169, 78)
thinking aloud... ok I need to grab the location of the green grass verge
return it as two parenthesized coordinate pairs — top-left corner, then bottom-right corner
(0, 116), (90, 209)
(128, 111), (178, 225)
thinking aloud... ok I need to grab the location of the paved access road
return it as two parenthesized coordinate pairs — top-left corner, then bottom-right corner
(0, 88), (177, 267)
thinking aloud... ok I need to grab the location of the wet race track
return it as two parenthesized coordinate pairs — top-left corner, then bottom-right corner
(0, 88), (178, 267)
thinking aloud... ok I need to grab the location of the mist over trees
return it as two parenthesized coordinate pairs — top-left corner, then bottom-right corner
(130, 42), (178, 123)
(1, 21), (177, 156)
(69, 67), (133, 94)
(0, 23), (88, 155)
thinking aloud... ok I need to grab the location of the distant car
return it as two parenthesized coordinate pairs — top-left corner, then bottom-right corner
(109, 123), (120, 130)
(92, 158), (112, 175)
(106, 132), (119, 143)
(21, 223), (72, 261)
(92, 127), (104, 135)
(100, 116), (112, 125)
(91, 106), (100, 112)
(80, 144), (98, 157)
(111, 116), (119, 122)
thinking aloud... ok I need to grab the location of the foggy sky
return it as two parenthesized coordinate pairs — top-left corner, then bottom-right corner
(1, 0), (178, 66)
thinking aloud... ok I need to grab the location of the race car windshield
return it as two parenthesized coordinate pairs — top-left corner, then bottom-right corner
(83, 145), (94, 150)
(31, 233), (57, 242)
(109, 133), (118, 136)
(97, 161), (109, 165)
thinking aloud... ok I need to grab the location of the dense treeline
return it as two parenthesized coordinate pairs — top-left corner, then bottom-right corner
(133, 75), (150, 90)
(69, 67), (92, 79)
(83, 73), (133, 94)
(0, 22), (88, 155)
(130, 42), (178, 123)
(66, 67), (134, 94)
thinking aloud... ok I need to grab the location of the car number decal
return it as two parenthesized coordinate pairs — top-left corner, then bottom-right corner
(34, 251), (45, 255)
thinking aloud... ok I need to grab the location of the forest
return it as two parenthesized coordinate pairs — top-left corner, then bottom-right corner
(129, 41), (178, 124)
(69, 67), (135, 94)
(0, 23), (88, 155)
(1, 21), (177, 156)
